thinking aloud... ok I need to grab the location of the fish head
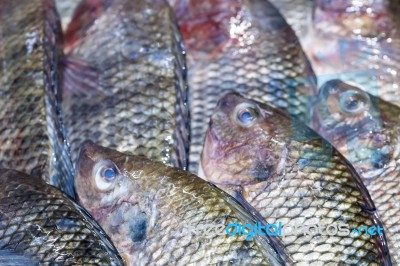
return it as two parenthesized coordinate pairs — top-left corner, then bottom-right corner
(313, 80), (396, 174)
(76, 141), (160, 210)
(313, 79), (380, 139)
(313, 79), (377, 136)
(75, 142), (157, 258)
(201, 92), (292, 187)
(76, 142), (128, 208)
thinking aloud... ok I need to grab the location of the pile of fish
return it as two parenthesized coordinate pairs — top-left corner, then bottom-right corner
(0, 0), (398, 264)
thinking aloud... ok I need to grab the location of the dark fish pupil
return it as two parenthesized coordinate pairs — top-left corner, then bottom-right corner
(235, 105), (258, 127)
(339, 90), (370, 114)
(347, 99), (359, 108)
(240, 111), (253, 122)
(104, 168), (115, 180)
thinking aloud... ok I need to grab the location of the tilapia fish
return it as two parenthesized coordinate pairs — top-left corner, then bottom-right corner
(75, 142), (292, 266)
(55, 0), (81, 30)
(0, 169), (123, 265)
(62, 0), (189, 169)
(200, 92), (391, 265)
(312, 80), (400, 264)
(0, 0), (75, 197)
(306, 0), (400, 106)
(169, 0), (317, 173)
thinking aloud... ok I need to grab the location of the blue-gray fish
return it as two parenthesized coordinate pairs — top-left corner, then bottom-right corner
(0, 169), (123, 265)
(312, 79), (400, 264)
(0, 0), (75, 197)
(62, 0), (189, 170)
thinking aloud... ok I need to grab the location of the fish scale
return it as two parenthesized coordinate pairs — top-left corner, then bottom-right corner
(313, 80), (400, 264)
(200, 92), (391, 265)
(63, 0), (189, 169)
(75, 142), (291, 265)
(243, 152), (380, 263)
(0, 0), (75, 197)
(0, 169), (123, 265)
(170, 0), (317, 173)
(269, 0), (312, 39)
(307, 0), (400, 107)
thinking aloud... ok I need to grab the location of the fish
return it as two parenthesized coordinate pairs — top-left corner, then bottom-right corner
(169, 0), (317, 173)
(305, 0), (400, 107)
(200, 92), (392, 265)
(0, 169), (123, 265)
(55, 0), (81, 30)
(62, 0), (189, 169)
(269, 0), (312, 39)
(75, 142), (292, 266)
(0, 0), (75, 197)
(312, 79), (400, 264)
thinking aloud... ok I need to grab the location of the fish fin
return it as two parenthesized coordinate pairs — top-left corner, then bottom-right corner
(169, 8), (190, 171)
(62, 56), (104, 98)
(213, 184), (293, 266)
(42, 9), (76, 199)
(64, 0), (111, 53)
(0, 250), (39, 266)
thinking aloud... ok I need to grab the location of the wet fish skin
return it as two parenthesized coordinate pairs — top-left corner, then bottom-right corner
(62, 0), (189, 170)
(312, 79), (400, 265)
(200, 92), (391, 265)
(0, 0), (75, 197)
(169, 0), (317, 173)
(0, 169), (123, 265)
(75, 142), (293, 266)
(269, 0), (312, 39)
(306, 0), (400, 107)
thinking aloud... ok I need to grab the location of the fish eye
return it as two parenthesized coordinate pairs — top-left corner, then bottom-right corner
(93, 160), (119, 191)
(339, 90), (370, 114)
(234, 103), (259, 127)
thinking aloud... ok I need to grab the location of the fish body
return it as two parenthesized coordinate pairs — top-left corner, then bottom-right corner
(0, 169), (123, 265)
(169, 0), (317, 173)
(75, 142), (291, 266)
(63, 0), (189, 169)
(312, 80), (400, 264)
(269, 0), (312, 39)
(200, 92), (391, 265)
(306, 0), (400, 106)
(0, 0), (75, 197)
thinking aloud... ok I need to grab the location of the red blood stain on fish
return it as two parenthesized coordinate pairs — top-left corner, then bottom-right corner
(172, 0), (243, 55)
(64, 0), (106, 53)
